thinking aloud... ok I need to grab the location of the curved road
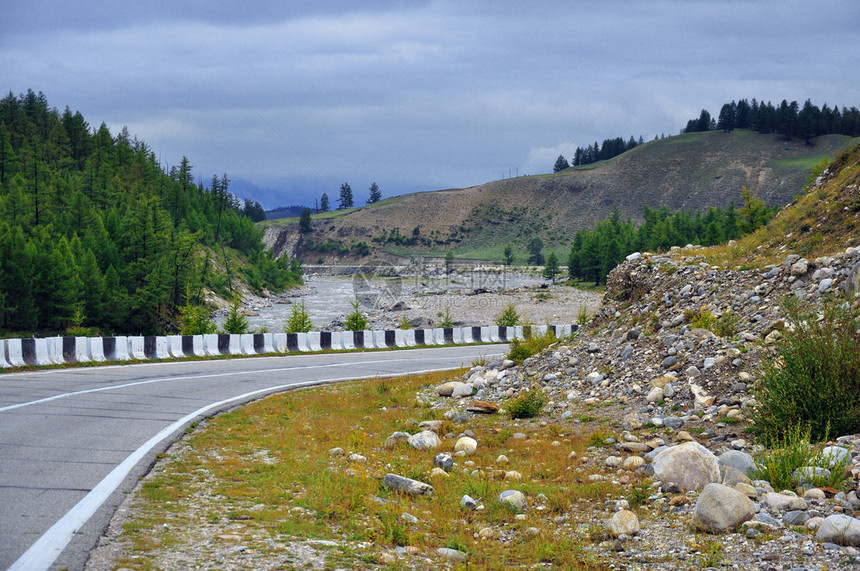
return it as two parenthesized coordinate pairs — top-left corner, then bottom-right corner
(0, 345), (504, 570)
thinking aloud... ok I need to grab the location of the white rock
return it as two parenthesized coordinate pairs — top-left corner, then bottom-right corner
(692, 483), (756, 533)
(408, 430), (441, 450)
(437, 381), (466, 397)
(454, 436), (478, 455)
(651, 441), (720, 491)
(606, 510), (640, 537)
(498, 490), (527, 512)
(815, 514), (860, 546)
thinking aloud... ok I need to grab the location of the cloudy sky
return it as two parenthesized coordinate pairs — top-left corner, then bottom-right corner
(2, 1), (858, 207)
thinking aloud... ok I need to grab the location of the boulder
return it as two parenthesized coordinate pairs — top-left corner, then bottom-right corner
(383, 473), (434, 496)
(384, 431), (411, 448)
(498, 490), (527, 512)
(692, 483), (756, 533)
(466, 400), (500, 414)
(434, 452), (454, 471)
(718, 450), (757, 477)
(454, 436), (478, 455)
(606, 510), (640, 538)
(452, 383), (474, 398)
(437, 381), (466, 397)
(651, 441), (720, 491)
(762, 492), (808, 512)
(408, 430), (441, 450)
(815, 514), (860, 546)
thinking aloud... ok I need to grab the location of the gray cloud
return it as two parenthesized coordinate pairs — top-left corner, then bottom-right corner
(2, 0), (858, 206)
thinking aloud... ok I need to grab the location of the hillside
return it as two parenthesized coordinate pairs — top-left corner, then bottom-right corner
(264, 130), (857, 263)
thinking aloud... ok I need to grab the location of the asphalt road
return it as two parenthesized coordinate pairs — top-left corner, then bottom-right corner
(0, 345), (505, 571)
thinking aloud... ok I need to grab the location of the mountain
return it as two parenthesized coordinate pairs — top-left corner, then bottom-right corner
(263, 130), (859, 263)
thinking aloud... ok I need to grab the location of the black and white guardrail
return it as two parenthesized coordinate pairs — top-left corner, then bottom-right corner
(0, 325), (578, 368)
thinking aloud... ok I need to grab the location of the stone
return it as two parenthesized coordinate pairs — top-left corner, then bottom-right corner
(791, 259), (809, 276)
(623, 456), (645, 471)
(804, 488), (827, 500)
(762, 492), (808, 512)
(434, 452), (454, 471)
(692, 483), (756, 533)
(794, 466), (831, 485)
(498, 490), (527, 512)
(384, 432), (411, 448)
(650, 375), (675, 389)
(383, 474), (434, 496)
(460, 495), (477, 510)
(718, 450), (756, 477)
(454, 436), (478, 455)
(436, 547), (468, 562)
(408, 430), (441, 450)
(818, 278), (833, 294)
(646, 386), (664, 403)
(722, 466), (751, 487)
(651, 441), (720, 491)
(418, 420), (444, 432)
(437, 381), (466, 396)
(452, 383), (474, 398)
(328, 447), (346, 456)
(429, 467), (449, 478)
(505, 470), (523, 481)
(815, 514), (860, 546)
(820, 446), (850, 468)
(606, 510), (640, 538)
(466, 400), (500, 414)
(784, 510), (809, 526)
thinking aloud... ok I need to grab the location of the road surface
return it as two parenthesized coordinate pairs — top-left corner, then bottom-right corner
(0, 345), (504, 570)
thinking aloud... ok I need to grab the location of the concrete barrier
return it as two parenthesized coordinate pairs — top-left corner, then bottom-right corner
(202, 334), (220, 357)
(341, 331), (355, 350)
(254, 333), (272, 354)
(319, 331), (333, 350)
(6, 339), (26, 367)
(88, 337), (106, 362)
(381, 330), (397, 348)
(166, 335), (184, 358)
(144, 336), (169, 359)
(128, 337), (146, 360)
(273, 333), (287, 352)
(0, 340), (9, 368)
(395, 329), (414, 347)
(30, 338), (52, 366)
(102, 337), (130, 361)
(216, 334), (240, 355)
(307, 332), (322, 352)
(295, 332), (311, 352)
(239, 334), (256, 356)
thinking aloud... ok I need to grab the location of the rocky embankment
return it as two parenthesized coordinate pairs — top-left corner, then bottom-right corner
(399, 244), (860, 568)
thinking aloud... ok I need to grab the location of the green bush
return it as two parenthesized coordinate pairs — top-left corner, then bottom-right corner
(221, 302), (249, 334)
(752, 298), (860, 442)
(179, 303), (217, 335)
(507, 390), (546, 419)
(284, 300), (313, 333)
(495, 303), (520, 327)
(506, 329), (557, 364)
(344, 298), (369, 332)
(437, 306), (454, 328)
(753, 423), (850, 490)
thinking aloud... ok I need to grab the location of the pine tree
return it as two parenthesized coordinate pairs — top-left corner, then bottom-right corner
(299, 207), (312, 232)
(338, 183), (353, 209)
(319, 193), (330, 212)
(367, 181), (382, 204)
(543, 251), (559, 283)
(553, 155), (570, 173)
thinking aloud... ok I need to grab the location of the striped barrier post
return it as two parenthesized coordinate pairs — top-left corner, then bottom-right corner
(352, 331), (365, 349)
(319, 331), (332, 350)
(413, 329), (426, 346)
(395, 329), (414, 347)
(103, 337), (130, 361)
(167, 335), (185, 358)
(340, 330), (354, 350)
(254, 333), (272, 354)
(273, 333), (287, 352)
(307, 332), (322, 351)
(239, 334), (256, 355)
(286, 333), (299, 352)
(295, 332), (311, 352)
(202, 334), (221, 357)
(88, 337), (106, 362)
(128, 337), (146, 360)
(384, 330), (397, 348)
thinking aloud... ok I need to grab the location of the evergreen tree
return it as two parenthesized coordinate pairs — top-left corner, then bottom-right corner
(367, 181), (382, 204)
(527, 237), (544, 266)
(543, 251), (559, 283)
(319, 192), (330, 212)
(299, 207), (312, 232)
(553, 155), (570, 173)
(338, 182), (353, 209)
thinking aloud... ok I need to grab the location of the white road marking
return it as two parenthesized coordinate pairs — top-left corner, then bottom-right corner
(8, 351), (502, 570)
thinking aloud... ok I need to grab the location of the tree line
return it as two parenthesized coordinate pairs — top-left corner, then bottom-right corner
(567, 188), (776, 285)
(315, 181), (382, 214)
(554, 134), (645, 172)
(683, 98), (860, 142)
(0, 90), (301, 336)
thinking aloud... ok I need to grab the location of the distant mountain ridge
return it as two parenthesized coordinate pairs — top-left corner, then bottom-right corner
(265, 130), (859, 263)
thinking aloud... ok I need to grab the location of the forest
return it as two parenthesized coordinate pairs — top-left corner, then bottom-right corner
(0, 90), (301, 337)
(567, 188), (776, 285)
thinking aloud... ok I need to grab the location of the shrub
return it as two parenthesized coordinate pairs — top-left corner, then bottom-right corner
(495, 304), (520, 327)
(221, 302), (249, 334)
(284, 300), (313, 333)
(576, 305), (590, 327)
(752, 298), (860, 442)
(437, 306), (454, 328)
(178, 303), (217, 335)
(398, 316), (411, 330)
(753, 423), (850, 490)
(506, 329), (557, 364)
(507, 390), (546, 419)
(344, 298), (369, 331)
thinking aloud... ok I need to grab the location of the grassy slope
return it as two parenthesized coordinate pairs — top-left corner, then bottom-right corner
(265, 131), (857, 262)
(701, 141), (860, 268)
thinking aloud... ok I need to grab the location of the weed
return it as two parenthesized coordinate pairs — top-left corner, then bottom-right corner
(507, 329), (557, 364)
(437, 306), (454, 328)
(752, 297), (860, 441)
(507, 390), (546, 419)
(576, 305), (590, 326)
(753, 423), (851, 490)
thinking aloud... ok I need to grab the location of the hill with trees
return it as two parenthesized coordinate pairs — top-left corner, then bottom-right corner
(265, 128), (858, 265)
(0, 90), (301, 337)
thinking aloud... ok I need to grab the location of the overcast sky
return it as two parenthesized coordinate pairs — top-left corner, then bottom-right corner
(2, 1), (858, 207)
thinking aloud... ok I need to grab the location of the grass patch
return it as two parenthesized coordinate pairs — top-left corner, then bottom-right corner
(753, 424), (851, 491)
(112, 369), (614, 570)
